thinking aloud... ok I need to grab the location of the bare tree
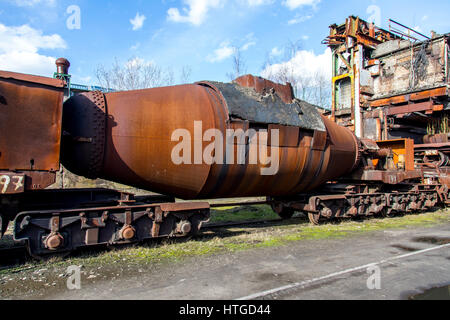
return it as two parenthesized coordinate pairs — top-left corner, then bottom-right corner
(284, 40), (302, 62)
(179, 65), (192, 84)
(96, 58), (176, 91)
(227, 46), (247, 81)
(310, 71), (331, 109)
(262, 40), (303, 97)
(261, 40), (331, 110)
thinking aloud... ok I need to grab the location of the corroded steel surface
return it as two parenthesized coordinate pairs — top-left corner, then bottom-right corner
(62, 91), (107, 179)
(423, 133), (450, 144)
(201, 81), (326, 131)
(234, 74), (295, 104)
(62, 79), (359, 200)
(63, 84), (217, 199)
(0, 71), (65, 89)
(0, 70), (65, 192)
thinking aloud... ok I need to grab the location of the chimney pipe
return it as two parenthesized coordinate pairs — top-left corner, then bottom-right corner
(55, 58), (70, 75)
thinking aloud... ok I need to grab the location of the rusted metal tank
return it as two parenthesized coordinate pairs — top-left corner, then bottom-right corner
(0, 70), (65, 236)
(0, 71), (65, 192)
(61, 76), (359, 199)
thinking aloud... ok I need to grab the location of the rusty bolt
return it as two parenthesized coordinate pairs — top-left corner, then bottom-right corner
(120, 225), (136, 240)
(321, 208), (333, 218)
(348, 206), (358, 216)
(45, 233), (64, 250)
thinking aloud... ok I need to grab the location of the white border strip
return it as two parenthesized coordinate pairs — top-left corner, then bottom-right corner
(237, 243), (450, 300)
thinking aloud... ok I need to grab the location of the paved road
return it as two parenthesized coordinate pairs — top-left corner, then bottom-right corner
(48, 223), (450, 300)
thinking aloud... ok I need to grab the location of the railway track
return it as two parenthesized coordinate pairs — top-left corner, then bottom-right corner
(209, 200), (268, 208)
(202, 216), (309, 231)
(0, 196), (441, 264)
(204, 218), (282, 230)
(0, 207), (444, 266)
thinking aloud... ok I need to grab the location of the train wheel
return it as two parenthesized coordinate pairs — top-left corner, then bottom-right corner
(271, 203), (295, 220)
(308, 213), (321, 225)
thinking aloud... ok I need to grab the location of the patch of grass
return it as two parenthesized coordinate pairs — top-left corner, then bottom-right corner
(0, 226), (15, 249)
(214, 209), (450, 254)
(210, 205), (279, 223)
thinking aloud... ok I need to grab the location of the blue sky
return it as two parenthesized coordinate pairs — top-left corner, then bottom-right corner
(1, 0), (449, 86)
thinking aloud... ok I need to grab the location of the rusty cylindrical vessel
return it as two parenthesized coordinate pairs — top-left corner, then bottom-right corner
(61, 78), (359, 199)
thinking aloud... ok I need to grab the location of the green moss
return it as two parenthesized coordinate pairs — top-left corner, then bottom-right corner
(209, 205), (279, 223)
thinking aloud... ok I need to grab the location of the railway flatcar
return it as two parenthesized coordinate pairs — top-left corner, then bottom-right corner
(1, 16), (449, 258)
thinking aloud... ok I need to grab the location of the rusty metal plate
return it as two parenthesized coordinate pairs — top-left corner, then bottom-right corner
(268, 124), (299, 147)
(198, 81), (326, 132)
(234, 74), (295, 104)
(312, 130), (327, 151)
(0, 172), (25, 194)
(0, 71), (65, 88)
(160, 202), (210, 212)
(0, 71), (64, 173)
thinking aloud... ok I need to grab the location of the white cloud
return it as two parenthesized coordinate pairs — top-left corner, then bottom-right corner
(261, 48), (332, 86)
(167, 0), (225, 26)
(207, 33), (256, 63)
(241, 32), (257, 51)
(0, 24), (65, 53)
(283, 0), (321, 10)
(167, 0), (278, 25)
(207, 41), (234, 62)
(288, 14), (313, 25)
(0, 23), (66, 76)
(126, 57), (155, 68)
(271, 47), (283, 57)
(414, 26), (423, 33)
(127, 57), (144, 67)
(9, 0), (55, 6)
(130, 12), (146, 31)
(0, 51), (61, 76)
(241, 41), (256, 51)
(244, 0), (274, 6)
(75, 75), (92, 84)
(130, 42), (141, 51)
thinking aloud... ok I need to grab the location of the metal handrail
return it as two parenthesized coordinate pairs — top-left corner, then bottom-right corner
(389, 19), (430, 41)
